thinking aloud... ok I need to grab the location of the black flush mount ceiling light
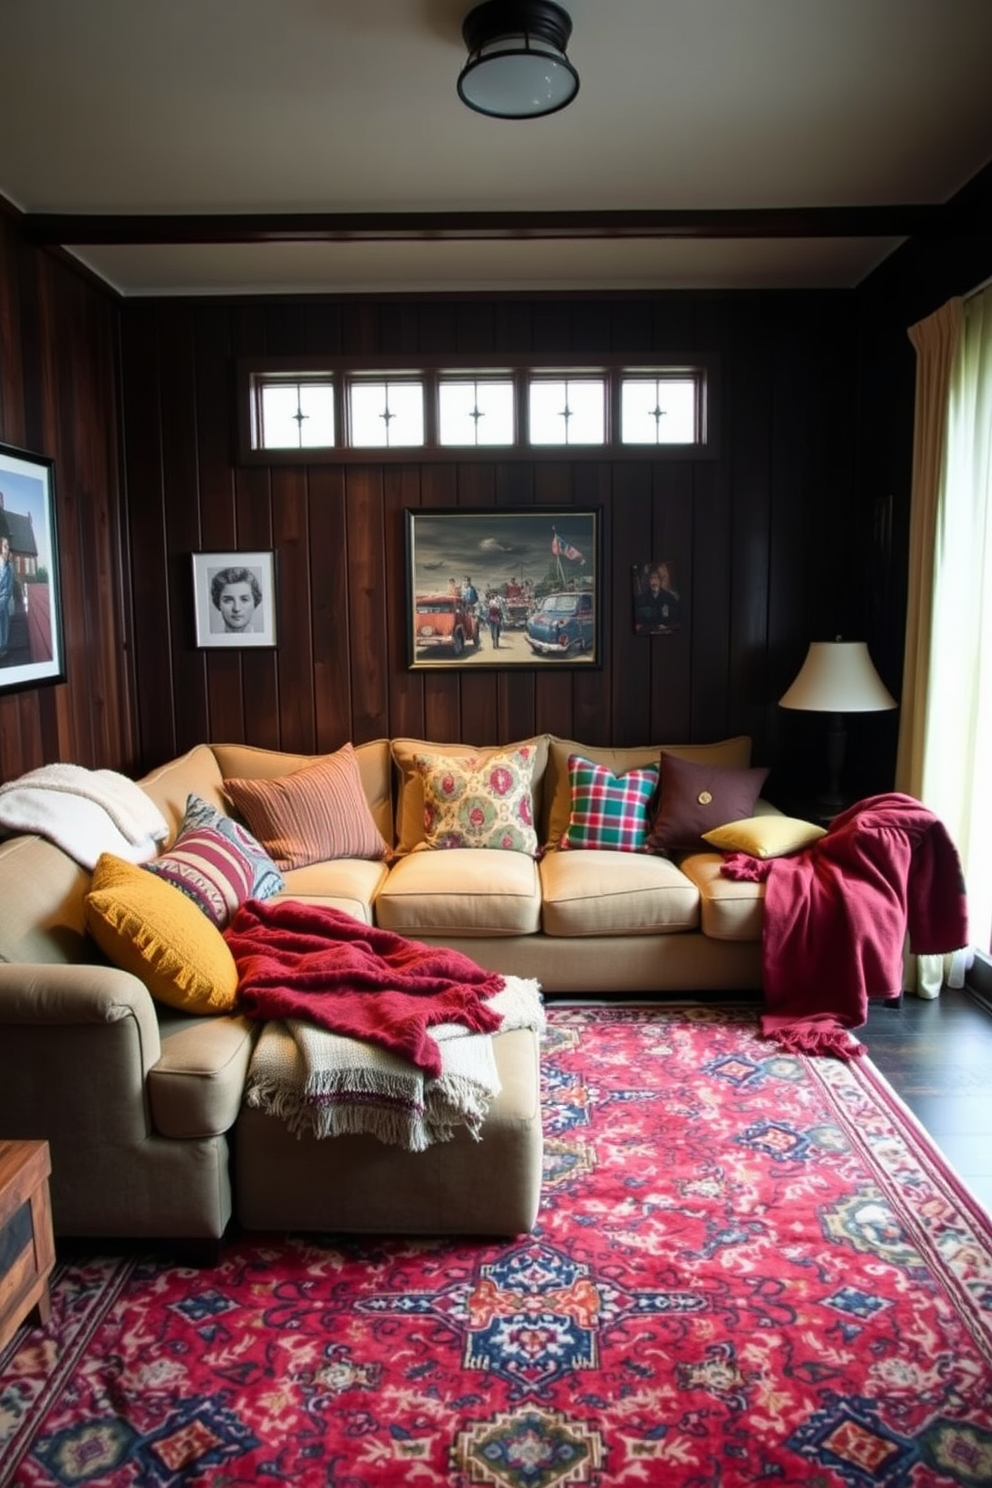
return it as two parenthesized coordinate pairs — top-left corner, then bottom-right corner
(457, 0), (579, 119)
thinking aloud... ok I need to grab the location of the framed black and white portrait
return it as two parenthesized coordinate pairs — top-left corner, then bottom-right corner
(192, 551), (277, 648)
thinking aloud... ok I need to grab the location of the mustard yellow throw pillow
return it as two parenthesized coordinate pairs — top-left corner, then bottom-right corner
(701, 815), (827, 859)
(84, 853), (239, 1013)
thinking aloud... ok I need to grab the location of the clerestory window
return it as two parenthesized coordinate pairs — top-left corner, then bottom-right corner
(238, 355), (717, 463)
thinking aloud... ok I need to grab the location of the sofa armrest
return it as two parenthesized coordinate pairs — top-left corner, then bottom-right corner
(0, 962), (163, 1144)
(0, 961), (162, 1059)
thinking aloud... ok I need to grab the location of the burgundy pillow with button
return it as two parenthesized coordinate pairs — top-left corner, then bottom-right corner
(645, 752), (770, 854)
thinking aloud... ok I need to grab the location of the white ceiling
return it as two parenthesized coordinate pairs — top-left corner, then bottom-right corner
(1, 0), (990, 297)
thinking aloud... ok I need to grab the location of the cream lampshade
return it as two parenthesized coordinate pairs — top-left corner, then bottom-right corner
(779, 639), (897, 812)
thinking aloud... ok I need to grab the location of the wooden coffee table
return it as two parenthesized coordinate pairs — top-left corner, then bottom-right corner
(0, 1140), (55, 1350)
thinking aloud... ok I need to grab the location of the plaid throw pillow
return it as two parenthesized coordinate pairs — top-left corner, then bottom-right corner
(559, 754), (659, 851)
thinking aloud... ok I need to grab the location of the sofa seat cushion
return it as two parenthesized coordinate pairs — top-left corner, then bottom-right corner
(540, 849), (700, 937)
(678, 851), (765, 941)
(149, 1012), (257, 1139)
(275, 858), (390, 924)
(374, 848), (541, 937)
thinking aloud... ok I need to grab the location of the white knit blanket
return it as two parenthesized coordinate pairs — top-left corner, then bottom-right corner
(0, 763), (169, 868)
(245, 976), (545, 1150)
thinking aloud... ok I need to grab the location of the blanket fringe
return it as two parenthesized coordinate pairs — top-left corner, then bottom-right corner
(763, 1024), (867, 1061)
(246, 1075), (436, 1150)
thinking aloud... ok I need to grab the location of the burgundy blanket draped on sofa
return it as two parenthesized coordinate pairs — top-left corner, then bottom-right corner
(224, 900), (505, 1077)
(720, 793), (968, 1058)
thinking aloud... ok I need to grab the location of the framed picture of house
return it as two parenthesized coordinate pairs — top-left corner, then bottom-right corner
(405, 507), (601, 670)
(0, 441), (66, 694)
(191, 551), (278, 648)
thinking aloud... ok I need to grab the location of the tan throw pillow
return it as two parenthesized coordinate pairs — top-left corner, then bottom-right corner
(223, 744), (389, 871)
(415, 747), (539, 853)
(702, 815), (827, 859)
(84, 853), (239, 1014)
(646, 752), (770, 854)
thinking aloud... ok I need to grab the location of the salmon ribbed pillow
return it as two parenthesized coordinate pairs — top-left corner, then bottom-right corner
(223, 744), (389, 871)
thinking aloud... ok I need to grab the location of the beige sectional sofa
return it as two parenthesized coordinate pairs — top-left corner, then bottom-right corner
(0, 733), (773, 1249)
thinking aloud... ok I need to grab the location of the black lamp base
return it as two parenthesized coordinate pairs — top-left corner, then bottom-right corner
(815, 712), (849, 815)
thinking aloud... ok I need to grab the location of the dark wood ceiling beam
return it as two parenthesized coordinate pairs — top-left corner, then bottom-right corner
(20, 203), (984, 248)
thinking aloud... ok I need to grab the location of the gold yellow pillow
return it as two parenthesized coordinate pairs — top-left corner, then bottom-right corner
(84, 853), (239, 1013)
(701, 815), (827, 859)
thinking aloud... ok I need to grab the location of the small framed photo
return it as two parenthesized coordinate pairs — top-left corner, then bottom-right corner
(192, 551), (277, 648)
(632, 558), (682, 635)
(0, 441), (66, 694)
(405, 508), (601, 670)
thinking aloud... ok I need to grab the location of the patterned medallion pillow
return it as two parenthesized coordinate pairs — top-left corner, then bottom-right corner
(144, 794), (284, 927)
(223, 744), (389, 871)
(702, 815), (827, 859)
(84, 853), (239, 1014)
(646, 752), (770, 854)
(559, 754), (659, 851)
(415, 747), (538, 853)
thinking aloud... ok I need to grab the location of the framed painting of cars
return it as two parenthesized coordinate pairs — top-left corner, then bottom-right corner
(405, 508), (601, 670)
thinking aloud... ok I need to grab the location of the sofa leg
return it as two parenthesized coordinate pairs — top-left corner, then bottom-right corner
(169, 1236), (224, 1268)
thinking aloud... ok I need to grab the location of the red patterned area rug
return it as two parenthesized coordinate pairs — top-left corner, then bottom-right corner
(2, 1004), (992, 1488)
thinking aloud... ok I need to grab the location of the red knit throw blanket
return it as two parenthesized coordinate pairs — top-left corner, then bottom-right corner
(720, 793), (968, 1059)
(224, 900), (505, 1078)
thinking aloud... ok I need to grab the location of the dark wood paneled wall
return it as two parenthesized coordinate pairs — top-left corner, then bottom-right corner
(119, 289), (882, 800)
(0, 211), (132, 783)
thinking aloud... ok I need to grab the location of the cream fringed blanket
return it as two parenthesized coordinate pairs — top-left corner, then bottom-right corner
(0, 763), (169, 867)
(244, 976), (544, 1150)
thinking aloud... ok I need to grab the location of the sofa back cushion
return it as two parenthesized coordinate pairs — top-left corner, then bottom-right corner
(543, 736), (754, 849)
(391, 736), (551, 856)
(139, 744), (229, 845)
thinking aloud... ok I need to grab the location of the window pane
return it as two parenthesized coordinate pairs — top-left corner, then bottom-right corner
(260, 385), (305, 448)
(529, 379), (605, 445)
(386, 383), (425, 446)
(259, 382), (335, 449)
(621, 378), (697, 444)
(296, 384), (335, 448)
(439, 380), (514, 445)
(349, 381), (424, 447)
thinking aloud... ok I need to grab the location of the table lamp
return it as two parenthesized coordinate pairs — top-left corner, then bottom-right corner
(779, 638), (897, 813)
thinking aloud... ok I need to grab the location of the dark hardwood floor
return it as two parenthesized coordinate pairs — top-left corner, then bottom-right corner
(862, 985), (992, 1215)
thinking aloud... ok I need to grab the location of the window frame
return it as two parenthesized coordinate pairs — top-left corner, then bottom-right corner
(236, 353), (719, 465)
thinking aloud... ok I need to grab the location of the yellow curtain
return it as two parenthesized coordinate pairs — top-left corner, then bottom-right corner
(895, 298), (963, 796)
(899, 286), (992, 986)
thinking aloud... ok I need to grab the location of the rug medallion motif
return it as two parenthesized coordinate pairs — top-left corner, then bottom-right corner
(1, 1004), (991, 1486)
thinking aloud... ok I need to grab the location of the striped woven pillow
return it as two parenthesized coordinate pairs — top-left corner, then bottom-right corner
(559, 754), (659, 852)
(223, 744), (389, 871)
(144, 795), (284, 927)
